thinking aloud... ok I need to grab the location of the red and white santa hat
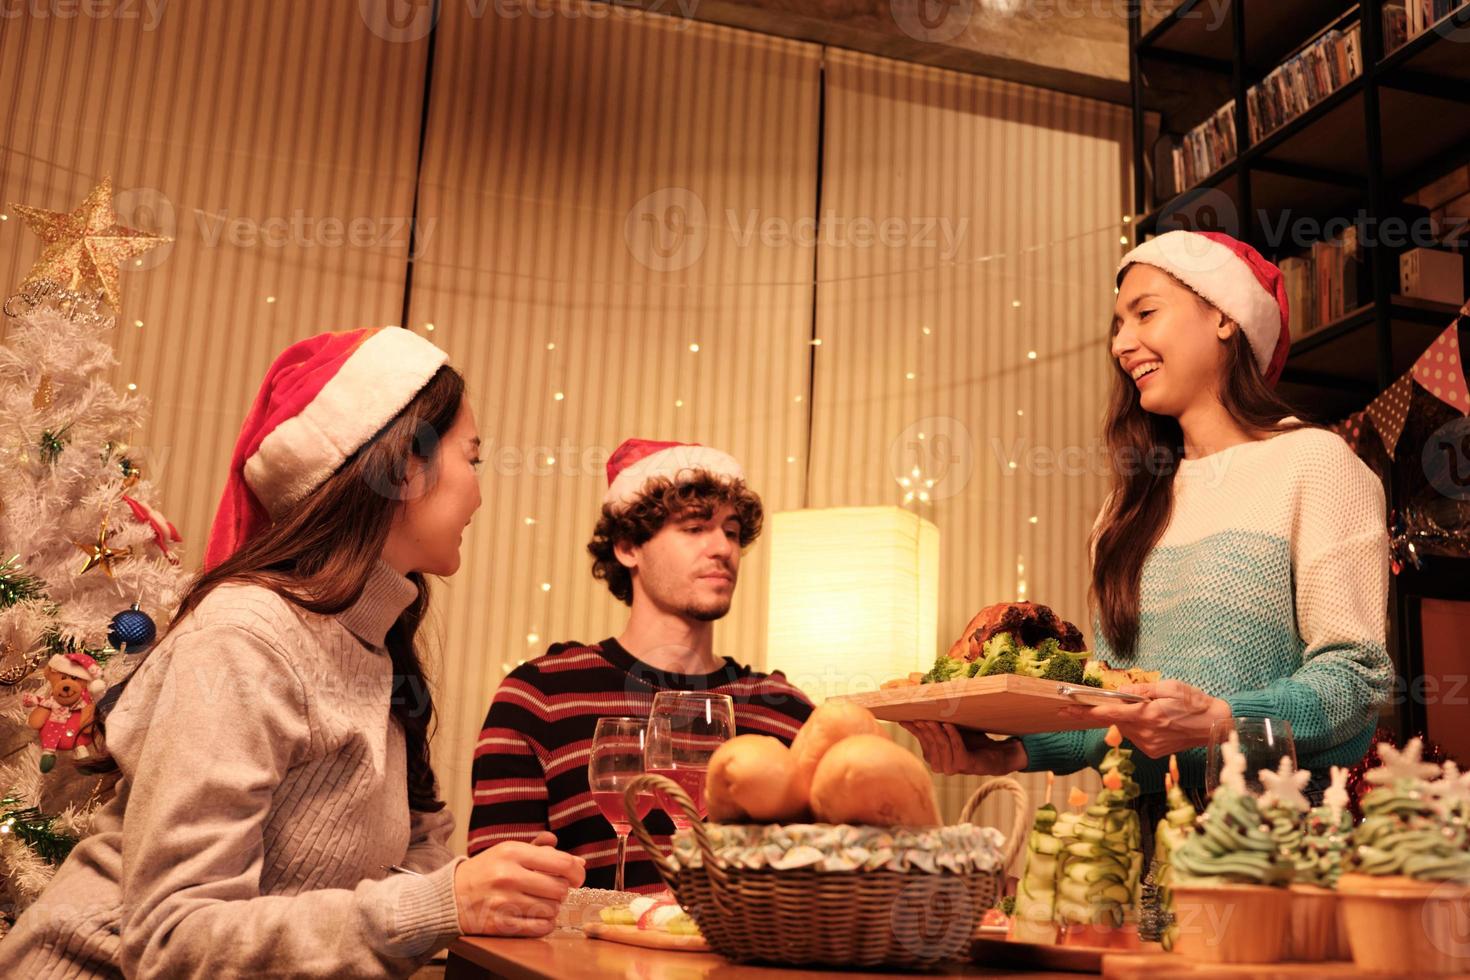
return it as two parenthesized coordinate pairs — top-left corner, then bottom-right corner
(1117, 230), (1291, 385)
(603, 438), (745, 511)
(204, 327), (448, 569)
(49, 652), (106, 697)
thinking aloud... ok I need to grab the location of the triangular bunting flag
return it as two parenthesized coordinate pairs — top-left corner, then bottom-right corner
(1411, 321), (1468, 415)
(1331, 409), (1367, 455)
(1366, 374), (1415, 460)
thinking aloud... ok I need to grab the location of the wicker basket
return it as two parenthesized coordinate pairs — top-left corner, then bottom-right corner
(624, 773), (1027, 969)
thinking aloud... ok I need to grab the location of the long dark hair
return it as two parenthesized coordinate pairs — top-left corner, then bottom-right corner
(94, 365), (466, 812)
(1089, 315), (1308, 659)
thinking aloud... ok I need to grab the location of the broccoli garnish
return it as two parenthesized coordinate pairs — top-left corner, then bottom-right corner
(921, 653), (965, 684)
(978, 650), (1020, 677)
(1039, 653), (1085, 684)
(1016, 644), (1047, 677)
(1080, 673), (1103, 688)
(998, 895), (1016, 915)
(974, 632), (1021, 677)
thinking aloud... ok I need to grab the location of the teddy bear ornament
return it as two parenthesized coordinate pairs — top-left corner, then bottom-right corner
(22, 652), (106, 772)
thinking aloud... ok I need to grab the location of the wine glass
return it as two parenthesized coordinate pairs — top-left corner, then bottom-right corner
(588, 716), (653, 892)
(644, 691), (735, 831)
(1206, 716), (1297, 795)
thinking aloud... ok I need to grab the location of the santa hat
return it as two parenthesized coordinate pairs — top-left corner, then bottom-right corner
(1117, 230), (1290, 385)
(205, 327), (448, 569)
(603, 438), (745, 511)
(49, 652), (106, 697)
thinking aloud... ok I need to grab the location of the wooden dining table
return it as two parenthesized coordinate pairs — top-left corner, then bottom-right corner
(444, 931), (1084, 980)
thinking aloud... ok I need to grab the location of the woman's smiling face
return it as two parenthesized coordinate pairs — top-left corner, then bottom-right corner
(1111, 263), (1235, 418)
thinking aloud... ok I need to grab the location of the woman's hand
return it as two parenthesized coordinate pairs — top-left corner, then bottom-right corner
(899, 721), (1028, 776)
(454, 831), (586, 937)
(1058, 679), (1231, 758)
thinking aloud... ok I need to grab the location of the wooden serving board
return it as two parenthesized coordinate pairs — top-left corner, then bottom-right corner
(583, 921), (710, 953)
(1101, 953), (1421, 979)
(832, 674), (1140, 734)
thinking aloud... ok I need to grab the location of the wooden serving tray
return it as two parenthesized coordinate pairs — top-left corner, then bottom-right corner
(971, 935), (1123, 972)
(583, 921), (710, 952)
(832, 674), (1143, 734)
(1101, 953), (1418, 979)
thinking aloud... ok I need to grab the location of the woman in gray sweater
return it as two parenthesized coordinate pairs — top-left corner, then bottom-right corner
(0, 327), (584, 978)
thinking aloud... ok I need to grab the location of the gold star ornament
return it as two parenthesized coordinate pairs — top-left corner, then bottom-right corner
(10, 176), (171, 312)
(74, 521), (132, 578)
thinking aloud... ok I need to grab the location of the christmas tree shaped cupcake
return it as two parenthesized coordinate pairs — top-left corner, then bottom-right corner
(1011, 773), (1063, 943)
(1145, 755), (1197, 950)
(1258, 756), (1347, 962)
(1283, 765), (1353, 961)
(1259, 756), (1311, 868)
(1168, 729), (1293, 964)
(1338, 739), (1470, 974)
(1056, 725), (1143, 949)
(1433, 760), (1470, 830)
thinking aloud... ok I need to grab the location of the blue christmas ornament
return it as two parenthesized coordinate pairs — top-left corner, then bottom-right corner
(108, 603), (156, 655)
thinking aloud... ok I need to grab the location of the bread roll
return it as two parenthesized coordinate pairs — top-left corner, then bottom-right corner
(809, 734), (942, 827)
(704, 734), (809, 823)
(789, 701), (888, 796)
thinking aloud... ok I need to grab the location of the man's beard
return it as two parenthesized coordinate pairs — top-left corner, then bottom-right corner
(682, 596), (732, 622)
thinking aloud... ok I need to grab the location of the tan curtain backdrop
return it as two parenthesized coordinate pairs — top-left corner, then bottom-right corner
(2, 2), (1132, 861)
(810, 50), (1131, 843)
(404, 1), (821, 850)
(0, 1), (428, 543)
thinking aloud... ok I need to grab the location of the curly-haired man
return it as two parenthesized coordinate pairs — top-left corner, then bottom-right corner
(468, 439), (812, 891)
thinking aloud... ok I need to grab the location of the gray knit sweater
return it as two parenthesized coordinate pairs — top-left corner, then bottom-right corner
(0, 561), (465, 978)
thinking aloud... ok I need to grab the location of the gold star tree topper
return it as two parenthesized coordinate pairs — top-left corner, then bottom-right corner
(10, 176), (171, 312)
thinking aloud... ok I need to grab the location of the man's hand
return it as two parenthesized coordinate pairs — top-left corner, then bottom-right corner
(899, 721), (1028, 776)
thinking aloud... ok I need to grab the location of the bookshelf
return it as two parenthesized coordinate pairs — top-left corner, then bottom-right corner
(1127, 0), (1470, 746)
(1130, 3), (1469, 403)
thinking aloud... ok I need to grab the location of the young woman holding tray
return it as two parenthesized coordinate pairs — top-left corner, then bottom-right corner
(905, 231), (1393, 842)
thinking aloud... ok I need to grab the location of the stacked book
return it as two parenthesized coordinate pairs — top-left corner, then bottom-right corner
(1169, 17), (1362, 195)
(1383, 0), (1469, 52)
(1279, 228), (1364, 339)
(1246, 21), (1362, 144)
(1171, 102), (1238, 194)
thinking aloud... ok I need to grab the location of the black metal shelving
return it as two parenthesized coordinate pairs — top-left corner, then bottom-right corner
(1127, 0), (1470, 745)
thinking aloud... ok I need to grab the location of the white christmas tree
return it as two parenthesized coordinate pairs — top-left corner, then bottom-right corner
(0, 178), (183, 925)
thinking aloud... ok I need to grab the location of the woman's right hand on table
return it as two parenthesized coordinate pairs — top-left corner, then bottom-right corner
(454, 831), (586, 937)
(900, 721), (1028, 776)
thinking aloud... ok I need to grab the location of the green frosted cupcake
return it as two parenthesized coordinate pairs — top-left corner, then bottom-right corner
(1337, 739), (1470, 973)
(1346, 741), (1470, 883)
(1168, 730), (1293, 964)
(1298, 766), (1353, 890)
(1258, 756), (1312, 880)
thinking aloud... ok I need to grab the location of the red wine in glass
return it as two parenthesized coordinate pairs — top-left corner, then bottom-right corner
(592, 785), (655, 836)
(588, 717), (649, 891)
(645, 692), (734, 831)
(645, 766), (708, 830)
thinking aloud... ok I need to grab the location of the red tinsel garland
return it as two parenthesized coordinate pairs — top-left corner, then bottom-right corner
(1346, 728), (1456, 820)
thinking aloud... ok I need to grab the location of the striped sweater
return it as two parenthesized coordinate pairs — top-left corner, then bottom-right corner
(1023, 425), (1394, 793)
(469, 639), (812, 891)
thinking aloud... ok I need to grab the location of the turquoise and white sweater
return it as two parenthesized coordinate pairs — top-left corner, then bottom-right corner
(1022, 424), (1393, 793)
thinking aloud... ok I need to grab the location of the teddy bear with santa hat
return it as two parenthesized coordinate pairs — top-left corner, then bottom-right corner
(22, 652), (105, 772)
